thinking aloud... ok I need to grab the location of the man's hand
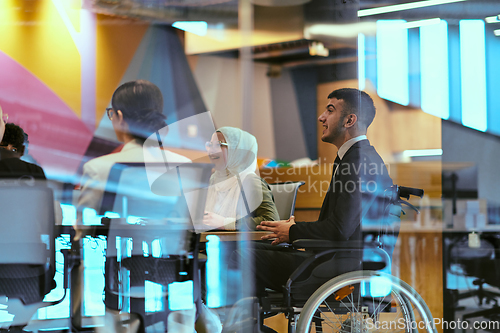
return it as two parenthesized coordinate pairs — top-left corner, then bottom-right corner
(257, 216), (295, 245)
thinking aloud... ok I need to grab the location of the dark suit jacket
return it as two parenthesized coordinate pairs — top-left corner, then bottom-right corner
(289, 140), (392, 243)
(0, 148), (46, 180)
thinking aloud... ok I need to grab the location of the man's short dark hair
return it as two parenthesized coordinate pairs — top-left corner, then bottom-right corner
(328, 88), (376, 130)
(0, 123), (28, 153)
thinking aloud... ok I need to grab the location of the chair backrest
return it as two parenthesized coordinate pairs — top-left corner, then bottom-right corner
(0, 183), (55, 265)
(449, 234), (496, 283)
(362, 185), (402, 264)
(268, 181), (305, 220)
(101, 162), (212, 256)
(0, 182), (56, 306)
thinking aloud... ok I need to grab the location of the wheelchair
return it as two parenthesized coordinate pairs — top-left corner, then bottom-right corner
(224, 185), (437, 333)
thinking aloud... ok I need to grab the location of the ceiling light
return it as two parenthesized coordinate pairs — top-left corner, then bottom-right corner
(358, 33), (365, 91)
(485, 16), (500, 23)
(358, 0), (467, 17)
(251, 0), (311, 5)
(172, 21), (208, 36)
(494, 29), (500, 36)
(402, 149), (443, 158)
(403, 18), (441, 29)
(304, 22), (377, 39)
(309, 41), (329, 57)
(460, 20), (487, 132)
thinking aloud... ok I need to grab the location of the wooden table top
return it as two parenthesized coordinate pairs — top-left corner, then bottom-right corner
(200, 231), (272, 242)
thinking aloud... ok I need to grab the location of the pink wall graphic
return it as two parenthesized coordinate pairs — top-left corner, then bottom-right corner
(0, 51), (93, 180)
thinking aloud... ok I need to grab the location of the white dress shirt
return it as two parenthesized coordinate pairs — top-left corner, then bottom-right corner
(337, 135), (367, 160)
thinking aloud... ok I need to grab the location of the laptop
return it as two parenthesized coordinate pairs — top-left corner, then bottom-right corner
(100, 162), (213, 233)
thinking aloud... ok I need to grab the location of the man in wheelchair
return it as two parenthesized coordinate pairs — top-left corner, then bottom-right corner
(227, 89), (434, 333)
(219, 88), (406, 333)
(253, 88), (393, 298)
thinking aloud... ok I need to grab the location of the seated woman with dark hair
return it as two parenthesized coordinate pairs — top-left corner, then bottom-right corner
(0, 120), (46, 181)
(0, 122), (28, 156)
(77, 80), (191, 213)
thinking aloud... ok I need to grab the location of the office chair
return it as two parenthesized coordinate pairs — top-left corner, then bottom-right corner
(99, 162), (212, 333)
(268, 182), (305, 220)
(462, 256), (500, 323)
(448, 234), (500, 324)
(0, 183), (68, 332)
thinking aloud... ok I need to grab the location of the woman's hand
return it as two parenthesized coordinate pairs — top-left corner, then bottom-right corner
(203, 211), (227, 230)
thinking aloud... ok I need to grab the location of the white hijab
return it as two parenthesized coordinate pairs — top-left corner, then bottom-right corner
(205, 127), (258, 219)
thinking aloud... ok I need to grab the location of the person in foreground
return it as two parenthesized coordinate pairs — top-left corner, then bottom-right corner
(1, 122), (39, 165)
(0, 109), (56, 332)
(0, 119), (46, 180)
(0, 118), (60, 223)
(0, 123), (28, 157)
(77, 80), (191, 214)
(251, 88), (393, 295)
(203, 127), (279, 230)
(0, 106), (4, 141)
(76, 81), (192, 333)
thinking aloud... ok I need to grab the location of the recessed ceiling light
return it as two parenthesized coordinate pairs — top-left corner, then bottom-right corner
(402, 149), (443, 157)
(403, 18), (441, 29)
(251, 0), (311, 5)
(172, 21), (208, 36)
(358, 0), (467, 17)
(485, 16), (500, 23)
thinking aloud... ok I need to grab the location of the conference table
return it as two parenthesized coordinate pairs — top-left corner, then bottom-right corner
(200, 230), (271, 242)
(57, 225), (271, 241)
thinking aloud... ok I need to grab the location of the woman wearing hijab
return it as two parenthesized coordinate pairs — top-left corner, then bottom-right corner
(203, 127), (278, 230)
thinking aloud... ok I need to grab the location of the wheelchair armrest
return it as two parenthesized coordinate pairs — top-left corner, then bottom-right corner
(292, 239), (334, 249)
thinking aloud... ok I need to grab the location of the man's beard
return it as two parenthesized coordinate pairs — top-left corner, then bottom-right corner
(323, 119), (343, 144)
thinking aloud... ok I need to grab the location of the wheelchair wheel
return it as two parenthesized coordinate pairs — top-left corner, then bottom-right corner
(296, 270), (436, 333)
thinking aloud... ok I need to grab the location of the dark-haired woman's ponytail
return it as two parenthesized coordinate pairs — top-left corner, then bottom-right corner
(126, 109), (167, 141)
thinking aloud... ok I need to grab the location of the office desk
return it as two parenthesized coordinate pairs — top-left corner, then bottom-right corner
(60, 226), (273, 242)
(57, 224), (191, 330)
(55, 225), (271, 329)
(200, 231), (271, 242)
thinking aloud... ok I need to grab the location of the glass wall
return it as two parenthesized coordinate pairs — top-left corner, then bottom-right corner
(0, 0), (499, 332)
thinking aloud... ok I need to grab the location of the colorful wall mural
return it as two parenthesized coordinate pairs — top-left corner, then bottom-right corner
(0, 0), (208, 181)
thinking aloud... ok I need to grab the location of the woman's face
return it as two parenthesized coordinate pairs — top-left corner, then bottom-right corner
(207, 132), (228, 171)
